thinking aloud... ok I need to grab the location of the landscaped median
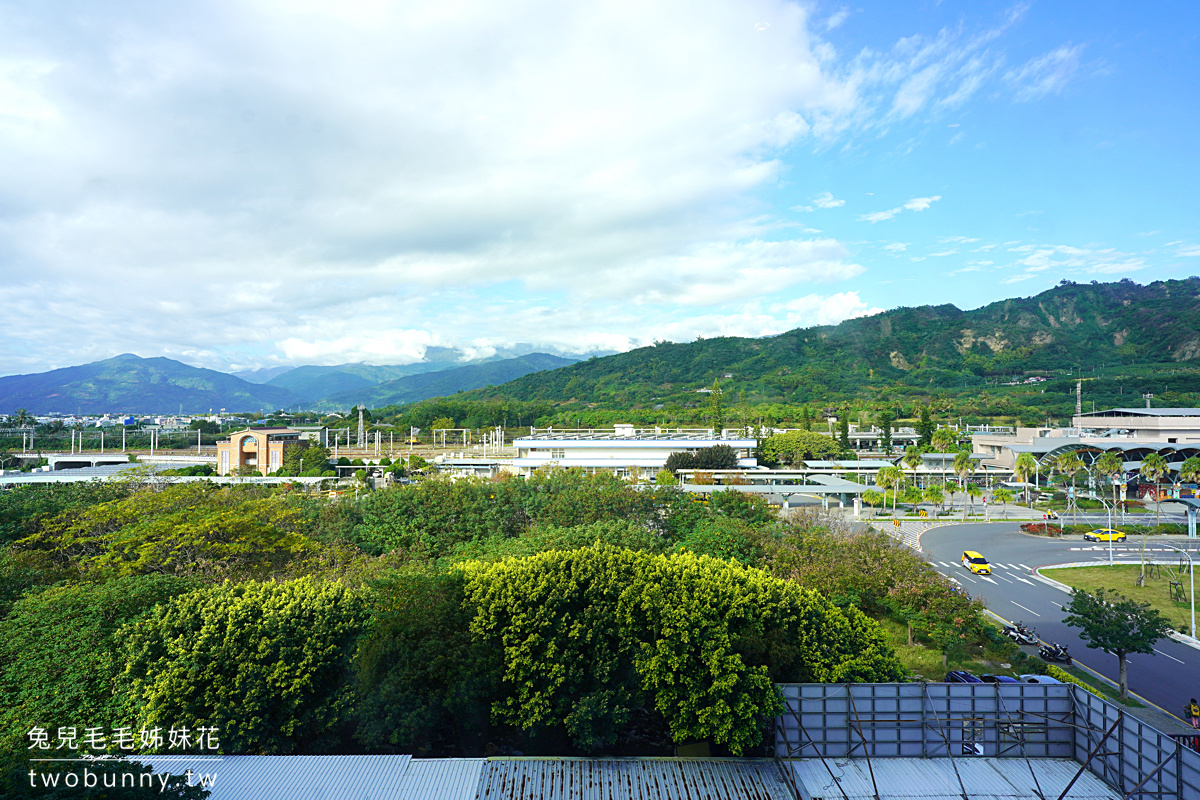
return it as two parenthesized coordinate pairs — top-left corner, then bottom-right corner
(1020, 522), (1190, 537)
(1039, 563), (1197, 638)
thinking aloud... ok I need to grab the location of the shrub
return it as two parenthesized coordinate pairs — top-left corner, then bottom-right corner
(1046, 665), (1104, 699)
(462, 545), (903, 753)
(118, 577), (368, 754)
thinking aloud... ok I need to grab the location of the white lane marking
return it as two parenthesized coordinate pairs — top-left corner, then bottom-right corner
(1153, 648), (1185, 664)
(1011, 601), (1041, 617)
(1018, 564), (1031, 570)
(978, 575), (996, 584)
(1051, 602), (1063, 609)
(939, 562), (954, 568)
(994, 575), (1014, 584)
(1015, 577), (1034, 585)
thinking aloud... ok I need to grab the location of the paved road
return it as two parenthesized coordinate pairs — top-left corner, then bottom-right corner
(919, 522), (1200, 720)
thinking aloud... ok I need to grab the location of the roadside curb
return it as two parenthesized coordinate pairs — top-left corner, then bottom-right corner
(982, 607), (1190, 724)
(1031, 562), (1200, 654)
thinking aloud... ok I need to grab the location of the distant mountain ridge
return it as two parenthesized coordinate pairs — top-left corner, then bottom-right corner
(462, 278), (1200, 406)
(0, 351), (582, 414)
(0, 354), (301, 414)
(316, 353), (578, 410)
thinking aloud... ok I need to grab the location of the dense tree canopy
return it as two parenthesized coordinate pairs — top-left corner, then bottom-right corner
(0, 575), (195, 746)
(118, 577), (368, 754)
(759, 430), (842, 466)
(462, 545), (903, 753)
(0, 464), (989, 772)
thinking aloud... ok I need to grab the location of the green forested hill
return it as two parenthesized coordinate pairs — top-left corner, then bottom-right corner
(463, 278), (1200, 410)
(0, 354), (301, 414)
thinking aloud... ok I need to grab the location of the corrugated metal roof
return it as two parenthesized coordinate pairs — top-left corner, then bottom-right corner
(137, 754), (412, 800)
(789, 757), (1121, 800)
(397, 758), (485, 800)
(476, 758), (793, 800)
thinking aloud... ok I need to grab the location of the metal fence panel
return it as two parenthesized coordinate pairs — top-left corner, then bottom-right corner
(775, 683), (1200, 799)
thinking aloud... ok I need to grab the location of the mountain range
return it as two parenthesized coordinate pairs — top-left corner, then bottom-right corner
(3, 278), (1199, 415)
(0, 351), (578, 415)
(461, 278), (1200, 406)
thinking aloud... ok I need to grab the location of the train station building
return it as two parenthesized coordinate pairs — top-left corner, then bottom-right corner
(215, 427), (306, 476)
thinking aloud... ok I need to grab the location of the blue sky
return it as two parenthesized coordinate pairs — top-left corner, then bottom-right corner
(0, 0), (1196, 375)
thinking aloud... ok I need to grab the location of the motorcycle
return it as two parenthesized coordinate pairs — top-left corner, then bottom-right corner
(1004, 622), (1039, 646)
(1039, 642), (1073, 666)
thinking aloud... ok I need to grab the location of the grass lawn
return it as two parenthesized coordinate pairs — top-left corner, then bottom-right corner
(876, 618), (1022, 682)
(1041, 564), (1197, 635)
(1060, 665), (1144, 707)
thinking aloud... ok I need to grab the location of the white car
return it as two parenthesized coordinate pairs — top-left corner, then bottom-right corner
(1019, 674), (1063, 684)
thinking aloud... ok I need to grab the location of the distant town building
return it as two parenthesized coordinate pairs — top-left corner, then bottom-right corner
(216, 427), (306, 476)
(512, 427), (756, 478)
(972, 406), (1200, 487)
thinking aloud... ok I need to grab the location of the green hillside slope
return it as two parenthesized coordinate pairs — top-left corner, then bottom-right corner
(463, 278), (1200, 408)
(0, 354), (302, 414)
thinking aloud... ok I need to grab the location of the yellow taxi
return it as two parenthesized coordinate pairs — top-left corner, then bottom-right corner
(961, 550), (991, 575)
(1083, 528), (1127, 542)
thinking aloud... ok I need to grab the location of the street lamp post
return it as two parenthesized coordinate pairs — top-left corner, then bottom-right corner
(1093, 495), (1115, 566)
(1159, 542), (1196, 640)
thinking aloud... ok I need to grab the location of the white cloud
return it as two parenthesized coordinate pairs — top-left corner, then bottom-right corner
(1175, 245), (1200, 257)
(940, 235), (979, 244)
(903, 195), (942, 211)
(812, 191), (845, 209)
(824, 8), (850, 32)
(1006, 44), (1084, 101)
(883, 242), (908, 252)
(1001, 243), (1149, 284)
(860, 208), (900, 223)
(859, 195), (941, 222)
(794, 190), (844, 212)
(0, 0), (886, 374)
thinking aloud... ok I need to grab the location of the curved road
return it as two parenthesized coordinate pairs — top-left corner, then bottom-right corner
(919, 522), (1200, 719)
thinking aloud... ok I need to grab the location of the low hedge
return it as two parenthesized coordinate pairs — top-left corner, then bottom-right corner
(1046, 665), (1105, 699)
(1022, 522), (1186, 537)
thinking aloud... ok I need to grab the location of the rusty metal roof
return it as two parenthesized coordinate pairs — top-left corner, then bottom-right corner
(476, 758), (793, 800)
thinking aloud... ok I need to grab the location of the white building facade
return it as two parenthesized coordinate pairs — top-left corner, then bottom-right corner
(512, 426), (757, 477)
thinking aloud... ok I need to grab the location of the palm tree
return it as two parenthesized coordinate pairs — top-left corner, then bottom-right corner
(902, 445), (923, 487)
(1139, 453), (1169, 527)
(931, 428), (957, 453)
(1014, 452), (1038, 507)
(1094, 451), (1124, 520)
(993, 487), (1014, 519)
(967, 483), (983, 518)
(953, 449), (975, 519)
(1179, 455), (1200, 487)
(1055, 452), (1085, 525)
(12, 408), (35, 428)
(924, 483), (945, 516)
(862, 489), (884, 517)
(876, 465), (903, 516)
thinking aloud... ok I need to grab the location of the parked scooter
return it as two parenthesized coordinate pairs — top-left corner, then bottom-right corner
(1039, 642), (1073, 666)
(1004, 622), (1039, 646)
